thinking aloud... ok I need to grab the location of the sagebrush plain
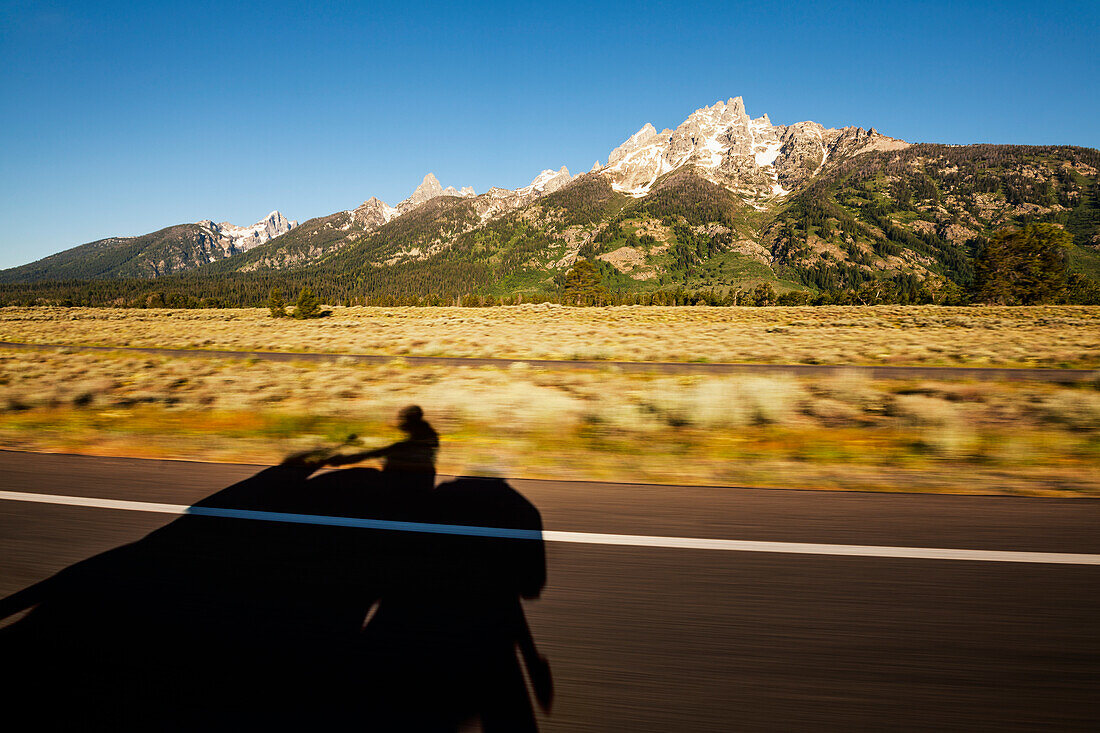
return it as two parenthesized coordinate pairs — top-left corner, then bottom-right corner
(1, 305), (1097, 496)
(2, 305), (1098, 367)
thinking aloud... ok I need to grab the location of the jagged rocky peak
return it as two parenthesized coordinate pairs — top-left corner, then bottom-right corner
(258, 210), (297, 236)
(520, 166), (573, 196)
(466, 167), (571, 223)
(347, 176), (477, 231)
(600, 96), (908, 201)
(398, 173), (476, 212)
(408, 173), (443, 205)
(353, 196), (398, 226)
(199, 210), (298, 253)
(357, 196), (386, 209)
(690, 96), (749, 127)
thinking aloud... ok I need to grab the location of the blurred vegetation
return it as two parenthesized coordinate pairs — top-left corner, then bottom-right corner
(1, 347), (1096, 495)
(973, 224), (1071, 305)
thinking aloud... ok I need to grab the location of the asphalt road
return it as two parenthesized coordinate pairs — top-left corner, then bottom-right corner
(2, 341), (1096, 382)
(1, 450), (1098, 731)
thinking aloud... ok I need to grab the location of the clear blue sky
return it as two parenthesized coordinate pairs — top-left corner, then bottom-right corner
(1, 0), (1097, 268)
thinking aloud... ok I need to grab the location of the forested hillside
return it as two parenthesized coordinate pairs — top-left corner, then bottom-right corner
(767, 144), (1100, 295)
(3, 144), (1098, 307)
(0, 224), (224, 282)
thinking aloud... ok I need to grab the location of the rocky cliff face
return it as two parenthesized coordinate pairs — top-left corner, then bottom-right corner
(351, 197), (398, 228)
(597, 97), (908, 204)
(465, 167), (575, 223)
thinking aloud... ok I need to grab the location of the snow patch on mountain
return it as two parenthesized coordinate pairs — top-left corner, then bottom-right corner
(754, 142), (782, 167)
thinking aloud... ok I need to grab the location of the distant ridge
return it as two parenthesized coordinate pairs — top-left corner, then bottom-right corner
(1, 211), (296, 281)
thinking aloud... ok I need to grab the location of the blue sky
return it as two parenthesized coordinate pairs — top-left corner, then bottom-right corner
(1, 0), (1098, 268)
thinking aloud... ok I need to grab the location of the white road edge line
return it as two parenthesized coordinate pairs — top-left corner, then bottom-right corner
(2, 490), (1098, 565)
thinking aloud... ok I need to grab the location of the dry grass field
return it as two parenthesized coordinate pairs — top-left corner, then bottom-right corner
(1, 345), (1097, 495)
(2, 305), (1099, 367)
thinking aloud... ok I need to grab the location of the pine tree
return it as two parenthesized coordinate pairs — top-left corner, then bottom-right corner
(562, 258), (606, 306)
(267, 288), (287, 318)
(751, 282), (777, 306)
(292, 287), (326, 319)
(973, 224), (1070, 304)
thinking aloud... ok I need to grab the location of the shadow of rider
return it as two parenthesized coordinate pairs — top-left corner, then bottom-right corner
(0, 406), (551, 732)
(305, 404), (439, 494)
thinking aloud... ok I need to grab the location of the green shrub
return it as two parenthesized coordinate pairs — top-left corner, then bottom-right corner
(291, 288), (329, 319)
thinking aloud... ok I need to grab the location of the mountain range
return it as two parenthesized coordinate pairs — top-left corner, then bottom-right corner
(1, 211), (296, 281)
(3, 97), (1098, 305)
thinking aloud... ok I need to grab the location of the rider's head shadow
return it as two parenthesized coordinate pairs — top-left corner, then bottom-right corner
(0, 404), (551, 731)
(312, 404), (439, 499)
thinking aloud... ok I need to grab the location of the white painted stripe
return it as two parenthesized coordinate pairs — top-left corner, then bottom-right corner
(0, 490), (187, 516)
(542, 531), (1100, 564)
(1, 489), (1098, 565)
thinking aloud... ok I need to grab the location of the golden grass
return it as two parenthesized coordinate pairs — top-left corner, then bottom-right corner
(1, 348), (1097, 496)
(1, 305), (1098, 367)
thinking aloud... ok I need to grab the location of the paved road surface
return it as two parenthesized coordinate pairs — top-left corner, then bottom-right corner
(1, 450), (1098, 730)
(2, 341), (1096, 382)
